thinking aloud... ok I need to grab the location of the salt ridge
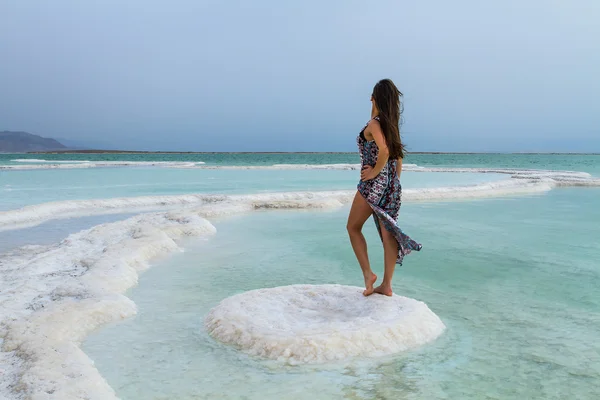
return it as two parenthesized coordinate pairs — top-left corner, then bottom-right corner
(0, 211), (217, 399)
(10, 159), (91, 164)
(2, 167), (598, 232)
(2, 161), (596, 180)
(1, 161), (205, 170)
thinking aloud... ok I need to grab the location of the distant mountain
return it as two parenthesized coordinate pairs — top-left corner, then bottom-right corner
(0, 131), (67, 153)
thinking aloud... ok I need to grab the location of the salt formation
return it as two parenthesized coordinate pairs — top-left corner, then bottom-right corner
(205, 284), (446, 364)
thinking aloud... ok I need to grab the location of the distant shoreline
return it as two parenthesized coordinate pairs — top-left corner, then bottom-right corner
(22, 150), (600, 155)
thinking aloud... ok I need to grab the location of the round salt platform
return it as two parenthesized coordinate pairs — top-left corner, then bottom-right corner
(205, 284), (445, 364)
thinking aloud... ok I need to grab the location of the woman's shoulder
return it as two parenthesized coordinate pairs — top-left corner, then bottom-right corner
(366, 116), (381, 130)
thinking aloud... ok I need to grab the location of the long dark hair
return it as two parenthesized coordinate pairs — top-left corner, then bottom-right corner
(372, 79), (405, 159)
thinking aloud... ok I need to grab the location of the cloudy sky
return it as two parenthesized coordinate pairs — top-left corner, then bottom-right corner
(1, 0), (598, 152)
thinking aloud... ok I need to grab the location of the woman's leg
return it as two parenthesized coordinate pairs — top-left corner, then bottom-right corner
(374, 219), (399, 296)
(346, 191), (377, 295)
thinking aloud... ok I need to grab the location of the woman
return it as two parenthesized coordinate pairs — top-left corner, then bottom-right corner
(346, 79), (422, 297)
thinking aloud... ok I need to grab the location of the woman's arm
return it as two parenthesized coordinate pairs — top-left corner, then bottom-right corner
(360, 120), (389, 181)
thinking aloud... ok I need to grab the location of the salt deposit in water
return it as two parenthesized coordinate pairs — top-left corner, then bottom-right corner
(205, 284), (446, 364)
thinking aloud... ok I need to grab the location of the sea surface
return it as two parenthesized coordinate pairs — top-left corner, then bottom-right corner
(2, 152), (600, 174)
(0, 153), (599, 399)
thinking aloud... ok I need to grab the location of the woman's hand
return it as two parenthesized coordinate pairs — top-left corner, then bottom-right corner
(361, 166), (376, 181)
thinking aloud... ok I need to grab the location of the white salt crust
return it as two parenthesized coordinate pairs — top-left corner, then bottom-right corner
(205, 284), (446, 365)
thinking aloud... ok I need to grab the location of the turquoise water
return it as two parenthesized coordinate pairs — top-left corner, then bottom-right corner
(83, 188), (600, 399)
(0, 168), (505, 210)
(1, 153), (599, 400)
(2, 152), (600, 174)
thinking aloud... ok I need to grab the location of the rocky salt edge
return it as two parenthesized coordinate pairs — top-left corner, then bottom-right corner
(0, 211), (218, 399)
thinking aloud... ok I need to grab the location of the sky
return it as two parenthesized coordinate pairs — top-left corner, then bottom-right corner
(1, 0), (599, 152)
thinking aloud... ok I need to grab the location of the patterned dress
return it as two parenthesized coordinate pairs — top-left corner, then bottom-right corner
(357, 116), (422, 265)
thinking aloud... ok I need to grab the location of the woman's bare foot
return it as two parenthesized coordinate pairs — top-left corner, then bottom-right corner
(374, 283), (393, 296)
(363, 272), (377, 296)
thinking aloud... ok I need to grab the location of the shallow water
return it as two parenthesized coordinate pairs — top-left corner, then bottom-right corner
(2, 153), (600, 175)
(84, 188), (600, 399)
(0, 167), (505, 210)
